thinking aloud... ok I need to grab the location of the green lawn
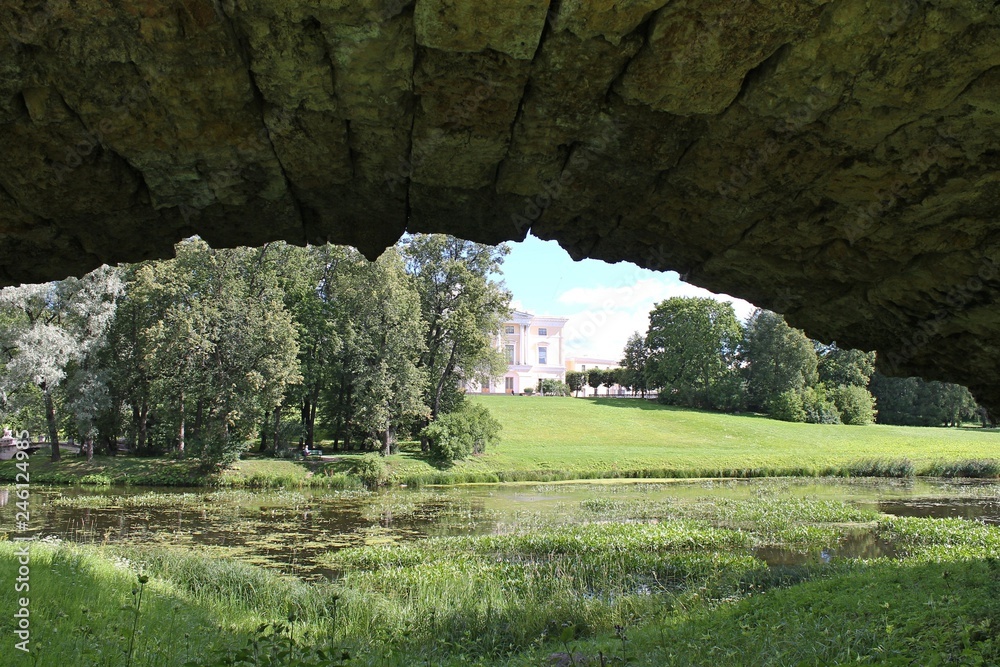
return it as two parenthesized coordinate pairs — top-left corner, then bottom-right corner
(379, 396), (1000, 482)
(3, 396), (998, 487)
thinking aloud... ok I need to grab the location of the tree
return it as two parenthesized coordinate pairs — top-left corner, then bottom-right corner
(0, 266), (123, 460)
(645, 297), (742, 409)
(402, 235), (511, 447)
(620, 332), (650, 397)
(277, 244), (346, 450)
(604, 368), (622, 396)
(741, 309), (818, 413)
(587, 368), (605, 396)
(99, 240), (301, 467)
(830, 384), (877, 425)
(566, 370), (587, 396)
(817, 344), (876, 387)
(870, 373), (980, 426)
(321, 248), (428, 455)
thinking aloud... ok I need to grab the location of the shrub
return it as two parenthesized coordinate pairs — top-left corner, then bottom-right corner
(191, 422), (246, 471)
(353, 453), (391, 489)
(830, 384), (877, 425)
(768, 390), (806, 423)
(523, 387), (534, 396)
(801, 385), (841, 424)
(421, 403), (502, 464)
(539, 379), (570, 396)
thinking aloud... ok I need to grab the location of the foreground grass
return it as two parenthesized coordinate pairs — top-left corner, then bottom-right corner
(3, 501), (999, 666)
(2, 397), (997, 488)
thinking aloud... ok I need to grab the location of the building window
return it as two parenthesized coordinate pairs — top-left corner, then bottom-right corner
(505, 344), (515, 364)
(505, 377), (514, 393)
(581, 365), (586, 371)
(538, 327), (547, 336)
(505, 325), (515, 335)
(538, 347), (547, 365)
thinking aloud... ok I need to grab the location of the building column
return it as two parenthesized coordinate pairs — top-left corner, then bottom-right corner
(521, 324), (528, 365)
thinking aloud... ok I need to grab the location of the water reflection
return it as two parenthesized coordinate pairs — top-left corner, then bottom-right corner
(754, 530), (899, 567)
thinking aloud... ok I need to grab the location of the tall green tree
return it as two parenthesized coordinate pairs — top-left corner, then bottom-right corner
(276, 244), (347, 450)
(100, 240), (301, 466)
(402, 235), (510, 447)
(322, 248), (427, 454)
(870, 373), (980, 426)
(741, 309), (818, 412)
(620, 332), (650, 397)
(645, 297), (742, 409)
(816, 344), (876, 388)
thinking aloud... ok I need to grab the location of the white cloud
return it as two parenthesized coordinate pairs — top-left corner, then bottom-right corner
(558, 275), (756, 360)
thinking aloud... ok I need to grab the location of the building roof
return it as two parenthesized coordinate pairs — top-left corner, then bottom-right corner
(506, 310), (569, 325)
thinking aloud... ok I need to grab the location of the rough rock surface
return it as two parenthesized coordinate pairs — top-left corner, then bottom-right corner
(1, 1), (999, 411)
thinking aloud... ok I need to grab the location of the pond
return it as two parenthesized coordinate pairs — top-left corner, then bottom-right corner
(2, 477), (998, 580)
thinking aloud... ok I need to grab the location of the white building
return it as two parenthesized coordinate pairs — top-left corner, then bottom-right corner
(475, 310), (569, 394)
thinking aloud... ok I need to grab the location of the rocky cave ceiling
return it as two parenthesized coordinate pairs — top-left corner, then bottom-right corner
(0, 0), (999, 411)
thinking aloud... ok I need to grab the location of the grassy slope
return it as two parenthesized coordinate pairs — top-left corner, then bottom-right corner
(384, 396), (1000, 480)
(2, 397), (997, 487)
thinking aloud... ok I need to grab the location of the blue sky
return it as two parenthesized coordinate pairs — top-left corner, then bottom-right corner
(497, 235), (757, 361)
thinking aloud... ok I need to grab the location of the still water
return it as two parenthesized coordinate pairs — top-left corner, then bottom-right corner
(1, 477), (997, 579)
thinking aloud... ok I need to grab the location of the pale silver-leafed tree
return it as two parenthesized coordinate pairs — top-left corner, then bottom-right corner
(0, 266), (123, 460)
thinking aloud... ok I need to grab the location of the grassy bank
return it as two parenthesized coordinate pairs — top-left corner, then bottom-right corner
(3, 497), (999, 665)
(387, 396), (999, 485)
(2, 397), (997, 488)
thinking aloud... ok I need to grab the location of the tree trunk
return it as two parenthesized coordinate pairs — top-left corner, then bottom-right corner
(380, 426), (395, 457)
(136, 400), (149, 455)
(177, 389), (185, 457)
(300, 397), (310, 442)
(272, 405), (281, 453)
(194, 399), (204, 440)
(306, 385), (319, 449)
(43, 385), (60, 462)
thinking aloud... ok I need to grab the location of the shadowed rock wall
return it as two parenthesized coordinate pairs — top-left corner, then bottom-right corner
(1, 0), (999, 411)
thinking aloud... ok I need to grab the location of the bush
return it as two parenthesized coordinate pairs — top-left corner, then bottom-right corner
(523, 387), (534, 395)
(539, 379), (570, 396)
(830, 384), (877, 425)
(191, 422), (247, 471)
(353, 453), (391, 489)
(421, 403), (502, 464)
(768, 390), (806, 422)
(801, 385), (841, 424)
